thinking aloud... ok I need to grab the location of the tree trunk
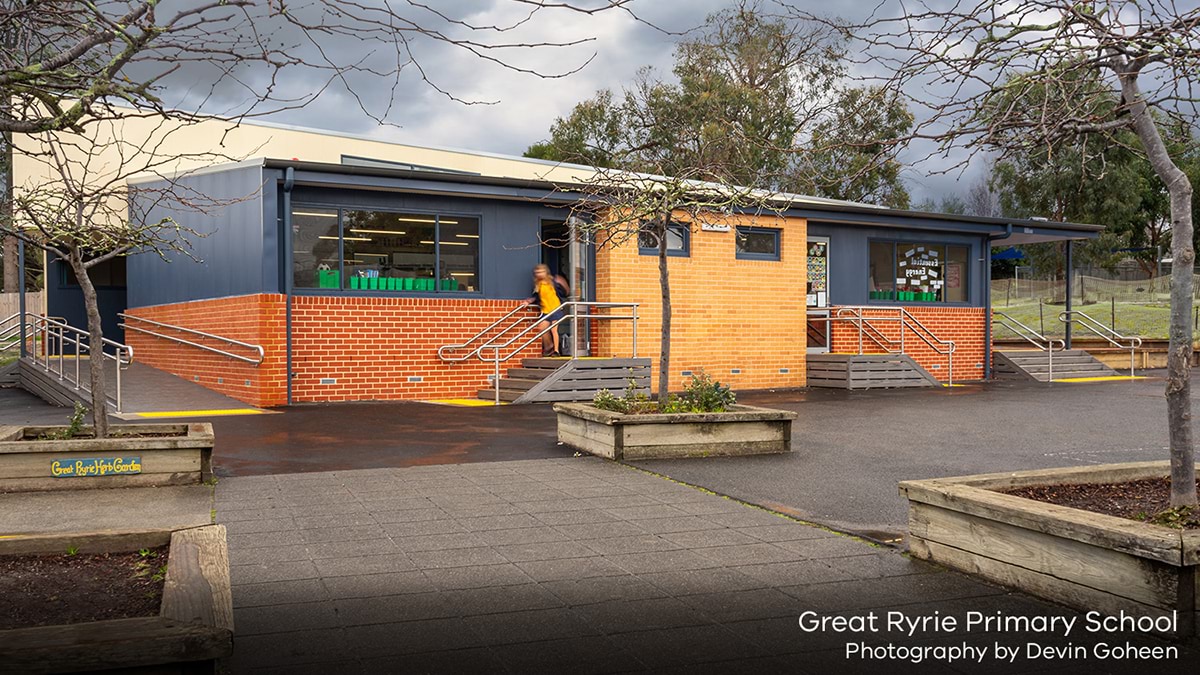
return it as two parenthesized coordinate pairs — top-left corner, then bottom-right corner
(657, 219), (672, 403)
(1, 130), (14, 293)
(68, 251), (110, 438)
(1121, 72), (1197, 507)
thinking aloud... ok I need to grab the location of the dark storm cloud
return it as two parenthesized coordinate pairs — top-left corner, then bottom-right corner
(146, 0), (974, 203)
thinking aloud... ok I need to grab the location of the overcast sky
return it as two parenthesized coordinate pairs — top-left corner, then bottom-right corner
(174, 0), (980, 204)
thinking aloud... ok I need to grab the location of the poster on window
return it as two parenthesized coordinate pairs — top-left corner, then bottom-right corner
(807, 241), (828, 307)
(946, 262), (962, 290)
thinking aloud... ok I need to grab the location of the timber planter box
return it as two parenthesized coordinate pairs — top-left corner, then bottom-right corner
(554, 403), (796, 460)
(0, 525), (233, 673)
(900, 461), (1199, 636)
(0, 423), (215, 492)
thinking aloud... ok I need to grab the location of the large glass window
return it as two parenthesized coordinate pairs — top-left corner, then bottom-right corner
(292, 206), (479, 292)
(736, 226), (781, 261)
(293, 208), (341, 289)
(869, 241), (970, 303)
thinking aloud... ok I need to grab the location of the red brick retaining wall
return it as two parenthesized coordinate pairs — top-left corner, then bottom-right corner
(829, 306), (987, 382)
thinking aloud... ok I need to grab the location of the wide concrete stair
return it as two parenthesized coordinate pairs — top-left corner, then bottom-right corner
(993, 348), (1117, 382)
(478, 357), (651, 403)
(807, 353), (940, 389)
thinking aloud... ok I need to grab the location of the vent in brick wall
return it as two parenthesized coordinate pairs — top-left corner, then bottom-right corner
(681, 371), (694, 377)
(779, 368), (790, 374)
(408, 376), (423, 382)
(731, 369), (742, 374)
(320, 378), (336, 385)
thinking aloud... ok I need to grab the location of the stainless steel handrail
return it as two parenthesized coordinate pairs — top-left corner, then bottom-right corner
(438, 303), (542, 362)
(824, 306), (957, 385)
(119, 313), (265, 366)
(446, 302), (639, 405)
(1058, 310), (1143, 376)
(24, 313), (134, 413)
(834, 307), (896, 353)
(993, 311), (1066, 382)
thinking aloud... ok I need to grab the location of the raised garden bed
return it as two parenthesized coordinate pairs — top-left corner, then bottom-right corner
(0, 423), (214, 492)
(554, 403), (796, 460)
(900, 461), (1199, 637)
(0, 525), (232, 673)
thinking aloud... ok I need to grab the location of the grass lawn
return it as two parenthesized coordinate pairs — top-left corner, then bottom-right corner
(991, 300), (1178, 340)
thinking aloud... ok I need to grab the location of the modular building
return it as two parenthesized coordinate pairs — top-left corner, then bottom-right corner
(22, 118), (1098, 407)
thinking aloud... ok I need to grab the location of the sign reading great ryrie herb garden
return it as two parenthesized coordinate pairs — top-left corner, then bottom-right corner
(50, 457), (142, 478)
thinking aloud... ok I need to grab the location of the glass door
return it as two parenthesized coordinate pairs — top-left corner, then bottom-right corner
(807, 237), (830, 353)
(568, 217), (591, 356)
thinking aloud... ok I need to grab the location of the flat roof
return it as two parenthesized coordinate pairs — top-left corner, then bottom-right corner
(256, 157), (1101, 243)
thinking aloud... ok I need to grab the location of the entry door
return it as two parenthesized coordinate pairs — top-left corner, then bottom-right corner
(568, 217), (591, 356)
(807, 237), (830, 353)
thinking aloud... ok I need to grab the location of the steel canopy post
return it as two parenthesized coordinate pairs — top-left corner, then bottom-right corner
(17, 238), (26, 358)
(1064, 240), (1073, 350)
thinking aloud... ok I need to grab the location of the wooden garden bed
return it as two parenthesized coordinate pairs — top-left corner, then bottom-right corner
(554, 403), (796, 460)
(900, 461), (1199, 636)
(0, 423), (214, 492)
(0, 525), (233, 673)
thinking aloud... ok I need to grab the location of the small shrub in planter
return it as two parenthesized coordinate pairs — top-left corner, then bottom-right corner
(557, 372), (794, 460)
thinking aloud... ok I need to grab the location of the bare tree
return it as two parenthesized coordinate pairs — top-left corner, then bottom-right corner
(2, 0), (643, 435)
(563, 166), (787, 403)
(779, 0), (1200, 506)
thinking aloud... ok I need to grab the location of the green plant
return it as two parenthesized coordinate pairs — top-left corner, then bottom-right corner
(673, 371), (736, 413)
(65, 546), (78, 556)
(43, 402), (88, 440)
(151, 563), (168, 583)
(592, 370), (734, 414)
(1145, 505), (1200, 529)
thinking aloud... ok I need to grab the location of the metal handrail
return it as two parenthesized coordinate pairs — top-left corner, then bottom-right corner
(437, 303), (541, 362)
(993, 311), (1066, 382)
(824, 306), (957, 385)
(119, 313), (265, 366)
(23, 313), (134, 413)
(1058, 310), (1143, 376)
(440, 301), (639, 405)
(834, 307), (896, 353)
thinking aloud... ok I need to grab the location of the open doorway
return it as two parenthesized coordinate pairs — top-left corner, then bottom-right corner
(540, 219), (590, 356)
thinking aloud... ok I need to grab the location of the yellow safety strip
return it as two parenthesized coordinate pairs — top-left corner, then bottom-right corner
(423, 398), (508, 407)
(1051, 376), (1148, 383)
(134, 409), (266, 418)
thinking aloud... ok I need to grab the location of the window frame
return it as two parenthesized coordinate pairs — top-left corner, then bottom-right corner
(637, 221), (691, 258)
(867, 238), (972, 305)
(735, 226), (782, 262)
(290, 202), (484, 295)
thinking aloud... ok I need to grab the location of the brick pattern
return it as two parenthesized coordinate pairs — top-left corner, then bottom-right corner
(126, 294), (549, 406)
(125, 294), (288, 407)
(289, 296), (544, 403)
(594, 214), (808, 392)
(828, 305), (987, 382)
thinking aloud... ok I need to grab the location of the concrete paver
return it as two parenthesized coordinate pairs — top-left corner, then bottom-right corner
(215, 458), (1196, 674)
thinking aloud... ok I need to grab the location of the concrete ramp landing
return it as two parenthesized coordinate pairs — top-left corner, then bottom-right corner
(19, 357), (264, 419)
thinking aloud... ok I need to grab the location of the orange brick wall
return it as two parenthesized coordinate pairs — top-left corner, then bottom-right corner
(829, 305), (988, 382)
(125, 294), (288, 407)
(288, 296), (542, 403)
(594, 214), (808, 393)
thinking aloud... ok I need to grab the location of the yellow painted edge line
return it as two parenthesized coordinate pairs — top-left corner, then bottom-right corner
(1051, 376), (1149, 383)
(423, 398), (508, 407)
(941, 383), (968, 387)
(134, 408), (265, 418)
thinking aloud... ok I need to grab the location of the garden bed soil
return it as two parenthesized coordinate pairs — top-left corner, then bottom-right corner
(1005, 477), (1200, 529)
(0, 546), (168, 629)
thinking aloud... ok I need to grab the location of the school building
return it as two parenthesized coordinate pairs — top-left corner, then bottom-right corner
(16, 116), (1099, 408)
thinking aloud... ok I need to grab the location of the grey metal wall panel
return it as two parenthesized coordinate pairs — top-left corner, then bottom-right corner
(288, 186), (564, 300)
(127, 166), (267, 308)
(807, 222), (986, 306)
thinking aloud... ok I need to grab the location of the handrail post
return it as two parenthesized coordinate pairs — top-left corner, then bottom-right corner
(115, 351), (123, 413)
(74, 335), (80, 389)
(856, 310), (863, 355)
(494, 346), (500, 406)
(571, 304), (578, 361)
(631, 307), (638, 358)
(1048, 344), (1053, 382)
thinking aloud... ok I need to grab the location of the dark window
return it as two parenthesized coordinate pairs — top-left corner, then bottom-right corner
(869, 240), (970, 303)
(292, 206), (480, 292)
(638, 222), (690, 257)
(735, 226), (781, 261)
(60, 257), (127, 288)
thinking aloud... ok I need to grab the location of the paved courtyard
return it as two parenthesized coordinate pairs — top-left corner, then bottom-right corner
(216, 457), (1194, 674)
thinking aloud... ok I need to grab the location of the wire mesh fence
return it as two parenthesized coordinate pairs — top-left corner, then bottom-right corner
(990, 274), (1197, 339)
